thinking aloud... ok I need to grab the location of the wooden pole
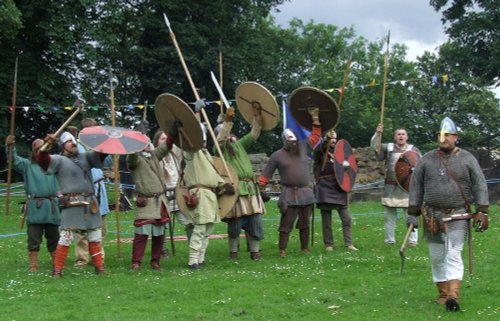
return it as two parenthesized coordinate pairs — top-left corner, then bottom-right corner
(163, 13), (233, 183)
(109, 69), (122, 257)
(375, 31), (390, 154)
(142, 99), (148, 122)
(5, 57), (19, 216)
(337, 54), (353, 109)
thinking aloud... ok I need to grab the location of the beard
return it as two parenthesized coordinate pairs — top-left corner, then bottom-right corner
(288, 144), (299, 155)
(439, 142), (456, 154)
(224, 140), (236, 157)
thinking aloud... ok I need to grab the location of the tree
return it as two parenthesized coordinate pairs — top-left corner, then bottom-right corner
(0, 0), (22, 44)
(430, 0), (500, 87)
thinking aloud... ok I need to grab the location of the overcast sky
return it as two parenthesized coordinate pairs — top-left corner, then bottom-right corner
(272, 0), (447, 61)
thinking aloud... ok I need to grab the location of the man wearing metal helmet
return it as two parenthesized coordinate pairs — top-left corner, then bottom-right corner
(371, 124), (421, 246)
(407, 117), (489, 312)
(36, 131), (107, 277)
(5, 135), (61, 273)
(258, 107), (322, 258)
(313, 129), (358, 252)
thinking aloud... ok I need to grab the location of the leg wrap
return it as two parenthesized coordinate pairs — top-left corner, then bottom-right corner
(228, 237), (240, 253)
(88, 242), (104, 269)
(53, 244), (70, 271)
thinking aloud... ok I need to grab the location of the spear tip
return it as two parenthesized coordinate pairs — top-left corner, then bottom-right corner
(163, 13), (172, 31)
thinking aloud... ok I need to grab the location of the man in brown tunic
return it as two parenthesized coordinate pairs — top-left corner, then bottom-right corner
(258, 108), (321, 257)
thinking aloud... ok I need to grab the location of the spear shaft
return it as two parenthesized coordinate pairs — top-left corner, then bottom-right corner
(163, 13), (233, 183)
(109, 68), (122, 257)
(337, 54), (352, 109)
(375, 31), (390, 154)
(5, 58), (19, 216)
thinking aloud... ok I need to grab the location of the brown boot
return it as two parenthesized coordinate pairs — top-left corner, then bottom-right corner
(445, 279), (461, 312)
(28, 251), (39, 273)
(436, 282), (448, 304)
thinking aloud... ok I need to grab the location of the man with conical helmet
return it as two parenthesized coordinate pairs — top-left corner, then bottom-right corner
(407, 117), (489, 312)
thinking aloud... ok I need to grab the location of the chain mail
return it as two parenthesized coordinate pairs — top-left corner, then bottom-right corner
(409, 148), (489, 209)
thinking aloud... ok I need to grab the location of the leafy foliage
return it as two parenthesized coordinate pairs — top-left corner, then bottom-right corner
(430, 0), (500, 87)
(0, 1), (498, 176)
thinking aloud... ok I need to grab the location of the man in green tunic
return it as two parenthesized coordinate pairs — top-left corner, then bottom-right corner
(214, 107), (265, 260)
(5, 135), (61, 272)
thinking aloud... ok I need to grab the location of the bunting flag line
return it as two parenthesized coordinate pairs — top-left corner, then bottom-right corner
(0, 74), (451, 112)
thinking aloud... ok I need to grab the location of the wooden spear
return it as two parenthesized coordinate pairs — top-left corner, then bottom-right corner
(109, 68), (122, 257)
(163, 13), (233, 183)
(5, 57), (19, 216)
(142, 99), (148, 122)
(374, 30), (390, 154)
(337, 53), (353, 109)
(320, 55), (353, 171)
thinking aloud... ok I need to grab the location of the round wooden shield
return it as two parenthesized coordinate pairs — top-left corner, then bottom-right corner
(288, 86), (339, 133)
(154, 93), (203, 152)
(175, 156), (239, 219)
(79, 126), (150, 155)
(333, 139), (357, 192)
(395, 150), (420, 192)
(235, 82), (280, 131)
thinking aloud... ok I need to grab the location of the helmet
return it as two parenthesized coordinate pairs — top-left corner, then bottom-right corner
(324, 129), (337, 140)
(58, 131), (77, 146)
(281, 128), (297, 149)
(438, 117), (458, 143)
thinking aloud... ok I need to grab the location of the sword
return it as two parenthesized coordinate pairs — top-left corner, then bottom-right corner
(399, 223), (413, 274)
(210, 71), (231, 110)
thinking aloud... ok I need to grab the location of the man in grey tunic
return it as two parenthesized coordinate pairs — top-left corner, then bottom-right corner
(258, 108), (321, 257)
(407, 117), (489, 312)
(371, 124), (421, 246)
(37, 132), (107, 277)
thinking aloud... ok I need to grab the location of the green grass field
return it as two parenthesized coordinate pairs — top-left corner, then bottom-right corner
(0, 192), (498, 321)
